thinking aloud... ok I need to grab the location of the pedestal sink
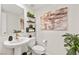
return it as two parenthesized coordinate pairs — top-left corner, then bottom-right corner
(3, 37), (34, 55)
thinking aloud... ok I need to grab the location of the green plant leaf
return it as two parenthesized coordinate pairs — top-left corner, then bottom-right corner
(63, 33), (79, 55)
(67, 48), (76, 55)
(27, 11), (35, 18)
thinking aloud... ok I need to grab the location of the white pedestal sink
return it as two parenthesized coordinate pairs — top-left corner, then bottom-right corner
(3, 37), (34, 55)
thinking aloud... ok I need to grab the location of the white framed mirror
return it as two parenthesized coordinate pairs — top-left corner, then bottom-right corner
(1, 4), (24, 36)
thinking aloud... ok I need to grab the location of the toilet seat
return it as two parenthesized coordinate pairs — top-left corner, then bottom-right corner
(32, 45), (45, 54)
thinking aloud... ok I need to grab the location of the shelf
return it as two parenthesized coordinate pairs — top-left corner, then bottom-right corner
(27, 21), (35, 23)
(27, 31), (35, 33)
(26, 16), (36, 34)
(27, 17), (35, 19)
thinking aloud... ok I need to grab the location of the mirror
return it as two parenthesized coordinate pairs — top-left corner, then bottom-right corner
(1, 4), (24, 36)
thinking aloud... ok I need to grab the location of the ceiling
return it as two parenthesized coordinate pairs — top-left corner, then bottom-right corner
(2, 4), (24, 16)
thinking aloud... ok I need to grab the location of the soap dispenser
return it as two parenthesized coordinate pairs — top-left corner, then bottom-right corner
(8, 36), (13, 41)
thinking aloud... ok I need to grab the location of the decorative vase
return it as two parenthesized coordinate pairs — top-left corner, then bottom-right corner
(16, 33), (20, 39)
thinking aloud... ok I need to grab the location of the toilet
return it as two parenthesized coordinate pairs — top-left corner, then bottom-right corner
(28, 39), (47, 55)
(32, 45), (45, 55)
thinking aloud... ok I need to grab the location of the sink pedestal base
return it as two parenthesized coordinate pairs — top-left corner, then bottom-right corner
(14, 47), (22, 55)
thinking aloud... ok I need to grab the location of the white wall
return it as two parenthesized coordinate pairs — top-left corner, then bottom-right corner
(0, 5), (13, 55)
(0, 4), (24, 55)
(6, 12), (20, 35)
(35, 4), (79, 55)
(1, 11), (21, 36)
(0, 10), (22, 55)
(0, 5), (1, 36)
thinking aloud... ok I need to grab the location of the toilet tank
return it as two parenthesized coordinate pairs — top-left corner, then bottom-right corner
(28, 37), (36, 48)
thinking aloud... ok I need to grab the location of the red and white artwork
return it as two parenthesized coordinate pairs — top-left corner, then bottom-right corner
(40, 7), (68, 31)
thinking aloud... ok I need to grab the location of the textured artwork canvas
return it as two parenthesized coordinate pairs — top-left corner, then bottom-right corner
(40, 7), (68, 31)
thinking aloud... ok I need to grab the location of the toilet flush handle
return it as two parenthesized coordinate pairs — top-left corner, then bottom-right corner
(42, 40), (47, 47)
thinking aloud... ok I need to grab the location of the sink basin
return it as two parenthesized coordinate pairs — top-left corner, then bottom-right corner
(4, 37), (31, 48)
(3, 37), (35, 55)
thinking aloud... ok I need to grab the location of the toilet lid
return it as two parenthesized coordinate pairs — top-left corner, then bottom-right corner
(32, 45), (45, 51)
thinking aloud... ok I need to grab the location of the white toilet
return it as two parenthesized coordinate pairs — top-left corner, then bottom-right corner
(28, 39), (47, 55)
(32, 45), (45, 55)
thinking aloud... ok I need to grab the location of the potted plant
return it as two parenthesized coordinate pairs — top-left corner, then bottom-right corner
(62, 33), (79, 55)
(27, 11), (35, 18)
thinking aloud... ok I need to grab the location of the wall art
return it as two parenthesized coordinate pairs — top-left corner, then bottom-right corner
(40, 7), (68, 31)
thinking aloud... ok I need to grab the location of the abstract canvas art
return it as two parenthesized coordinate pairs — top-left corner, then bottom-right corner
(40, 7), (68, 31)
